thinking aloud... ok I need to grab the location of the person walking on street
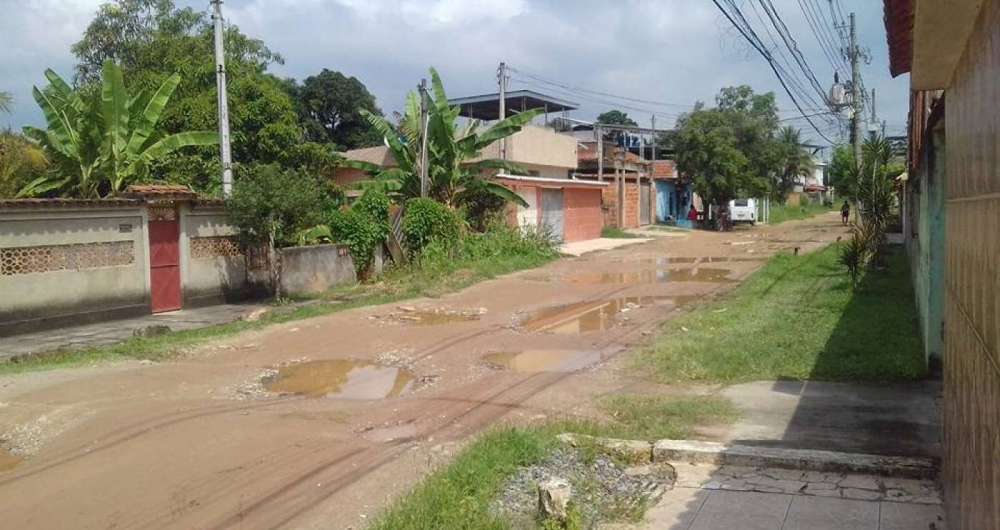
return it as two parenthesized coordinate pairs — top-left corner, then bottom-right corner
(840, 200), (850, 225)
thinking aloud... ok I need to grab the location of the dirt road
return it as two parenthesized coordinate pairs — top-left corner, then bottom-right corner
(0, 214), (848, 529)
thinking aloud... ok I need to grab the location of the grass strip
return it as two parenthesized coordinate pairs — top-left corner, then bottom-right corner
(371, 395), (738, 529)
(635, 244), (926, 383)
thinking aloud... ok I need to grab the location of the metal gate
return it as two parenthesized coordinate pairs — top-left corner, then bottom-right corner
(148, 207), (182, 313)
(640, 182), (652, 225)
(540, 189), (564, 241)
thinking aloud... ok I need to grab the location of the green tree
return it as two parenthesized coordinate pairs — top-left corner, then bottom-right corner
(674, 86), (778, 211)
(827, 144), (856, 199)
(23, 62), (217, 197)
(774, 126), (815, 201)
(346, 68), (536, 209)
(73, 0), (304, 192)
(596, 110), (638, 127)
(289, 69), (382, 149)
(0, 131), (50, 198)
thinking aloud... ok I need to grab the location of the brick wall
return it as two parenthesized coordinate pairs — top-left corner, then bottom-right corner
(623, 181), (640, 228)
(599, 178), (642, 228)
(563, 188), (603, 242)
(941, 2), (1000, 528)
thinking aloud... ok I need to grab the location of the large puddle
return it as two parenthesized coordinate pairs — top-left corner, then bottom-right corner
(0, 448), (22, 473)
(520, 296), (698, 335)
(568, 267), (736, 285)
(483, 349), (603, 373)
(264, 360), (414, 399)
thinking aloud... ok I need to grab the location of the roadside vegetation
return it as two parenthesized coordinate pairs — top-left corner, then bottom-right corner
(637, 243), (924, 383)
(371, 395), (737, 530)
(766, 198), (832, 224)
(600, 226), (642, 239)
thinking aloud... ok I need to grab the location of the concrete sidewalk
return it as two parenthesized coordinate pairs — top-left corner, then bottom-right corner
(0, 303), (267, 360)
(558, 237), (652, 256)
(621, 486), (944, 530)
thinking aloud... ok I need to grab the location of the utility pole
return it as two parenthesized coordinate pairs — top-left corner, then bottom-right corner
(650, 116), (657, 162)
(211, 0), (233, 198)
(849, 12), (863, 166)
(596, 124), (604, 182)
(497, 61), (508, 160)
(418, 79), (430, 198)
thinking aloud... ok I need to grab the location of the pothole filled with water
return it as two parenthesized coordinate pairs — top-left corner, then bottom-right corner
(483, 349), (603, 373)
(568, 267), (736, 285)
(263, 360), (414, 399)
(0, 448), (22, 473)
(519, 296), (698, 335)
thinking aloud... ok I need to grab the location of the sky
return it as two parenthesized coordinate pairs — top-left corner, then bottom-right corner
(0, 0), (908, 148)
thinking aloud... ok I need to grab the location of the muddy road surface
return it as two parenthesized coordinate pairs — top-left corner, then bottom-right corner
(0, 214), (847, 529)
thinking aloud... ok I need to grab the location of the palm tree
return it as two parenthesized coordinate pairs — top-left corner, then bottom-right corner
(22, 61), (217, 198)
(343, 68), (537, 208)
(775, 126), (815, 201)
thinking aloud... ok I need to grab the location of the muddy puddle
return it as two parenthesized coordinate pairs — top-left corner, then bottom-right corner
(264, 360), (414, 399)
(568, 267), (736, 285)
(0, 448), (22, 473)
(390, 307), (481, 325)
(520, 296), (698, 335)
(483, 349), (603, 373)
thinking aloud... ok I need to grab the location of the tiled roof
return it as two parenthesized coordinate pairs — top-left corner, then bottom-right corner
(883, 0), (914, 77)
(342, 146), (397, 167)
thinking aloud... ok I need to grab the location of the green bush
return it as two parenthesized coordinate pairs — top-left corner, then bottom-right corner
(330, 189), (390, 279)
(416, 221), (558, 275)
(402, 198), (462, 254)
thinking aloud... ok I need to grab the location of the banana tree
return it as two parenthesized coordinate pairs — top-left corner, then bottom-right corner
(23, 61), (217, 197)
(342, 67), (537, 208)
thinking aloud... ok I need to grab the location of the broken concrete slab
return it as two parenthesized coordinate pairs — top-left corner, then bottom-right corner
(557, 433), (653, 464)
(651, 439), (938, 479)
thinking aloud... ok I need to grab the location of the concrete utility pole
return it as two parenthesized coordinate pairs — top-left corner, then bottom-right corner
(418, 79), (430, 198)
(650, 116), (657, 162)
(211, 0), (233, 198)
(849, 12), (863, 166)
(212, 0), (233, 199)
(497, 61), (508, 160)
(596, 124), (604, 182)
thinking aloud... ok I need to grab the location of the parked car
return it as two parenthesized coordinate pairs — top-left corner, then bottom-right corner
(728, 198), (757, 225)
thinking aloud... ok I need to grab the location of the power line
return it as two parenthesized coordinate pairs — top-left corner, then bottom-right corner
(756, 0), (829, 106)
(711, 0), (837, 144)
(797, 0), (846, 75)
(745, 0), (828, 111)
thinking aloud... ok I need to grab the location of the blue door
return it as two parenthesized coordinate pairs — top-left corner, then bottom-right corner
(655, 181), (674, 223)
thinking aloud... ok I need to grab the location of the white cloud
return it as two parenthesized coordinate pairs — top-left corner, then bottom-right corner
(0, 0), (909, 143)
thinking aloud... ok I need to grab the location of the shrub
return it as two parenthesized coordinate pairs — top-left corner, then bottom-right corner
(330, 188), (391, 279)
(402, 198), (461, 255)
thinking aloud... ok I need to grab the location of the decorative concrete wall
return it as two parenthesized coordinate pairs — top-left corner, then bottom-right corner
(180, 204), (250, 306)
(278, 244), (357, 297)
(0, 203), (150, 335)
(940, 2), (1000, 528)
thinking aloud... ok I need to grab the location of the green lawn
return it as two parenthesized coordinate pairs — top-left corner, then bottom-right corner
(370, 395), (736, 530)
(766, 201), (833, 224)
(635, 244), (926, 383)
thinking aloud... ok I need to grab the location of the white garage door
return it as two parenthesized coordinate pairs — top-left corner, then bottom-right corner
(516, 189), (538, 229)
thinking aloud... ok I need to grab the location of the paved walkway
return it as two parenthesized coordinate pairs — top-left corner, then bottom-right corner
(558, 237), (653, 256)
(0, 303), (266, 359)
(628, 486), (944, 530)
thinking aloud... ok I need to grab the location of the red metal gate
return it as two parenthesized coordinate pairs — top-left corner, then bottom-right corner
(148, 209), (182, 313)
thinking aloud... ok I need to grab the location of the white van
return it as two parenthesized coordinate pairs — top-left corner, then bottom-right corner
(728, 198), (757, 224)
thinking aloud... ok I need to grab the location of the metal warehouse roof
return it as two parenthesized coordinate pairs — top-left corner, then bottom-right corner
(448, 90), (578, 120)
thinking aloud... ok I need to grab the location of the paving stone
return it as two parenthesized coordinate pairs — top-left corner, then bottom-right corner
(879, 501), (946, 530)
(746, 476), (806, 494)
(614, 487), (709, 530)
(837, 474), (881, 491)
(803, 482), (840, 497)
(689, 491), (792, 530)
(782, 496), (879, 530)
(841, 488), (883, 501)
(800, 471), (844, 484)
(760, 467), (807, 481)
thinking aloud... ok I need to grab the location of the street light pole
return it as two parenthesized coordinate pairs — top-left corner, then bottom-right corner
(212, 0), (233, 198)
(418, 79), (430, 198)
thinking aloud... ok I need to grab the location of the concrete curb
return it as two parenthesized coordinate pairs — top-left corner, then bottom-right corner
(558, 434), (938, 480)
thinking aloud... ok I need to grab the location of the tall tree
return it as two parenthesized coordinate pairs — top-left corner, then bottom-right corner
(596, 110), (638, 127)
(774, 126), (815, 201)
(72, 0), (301, 193)
(827, 144), (856, 199)
(674, 86), (779, 210)
(290, 70), (382, 150)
